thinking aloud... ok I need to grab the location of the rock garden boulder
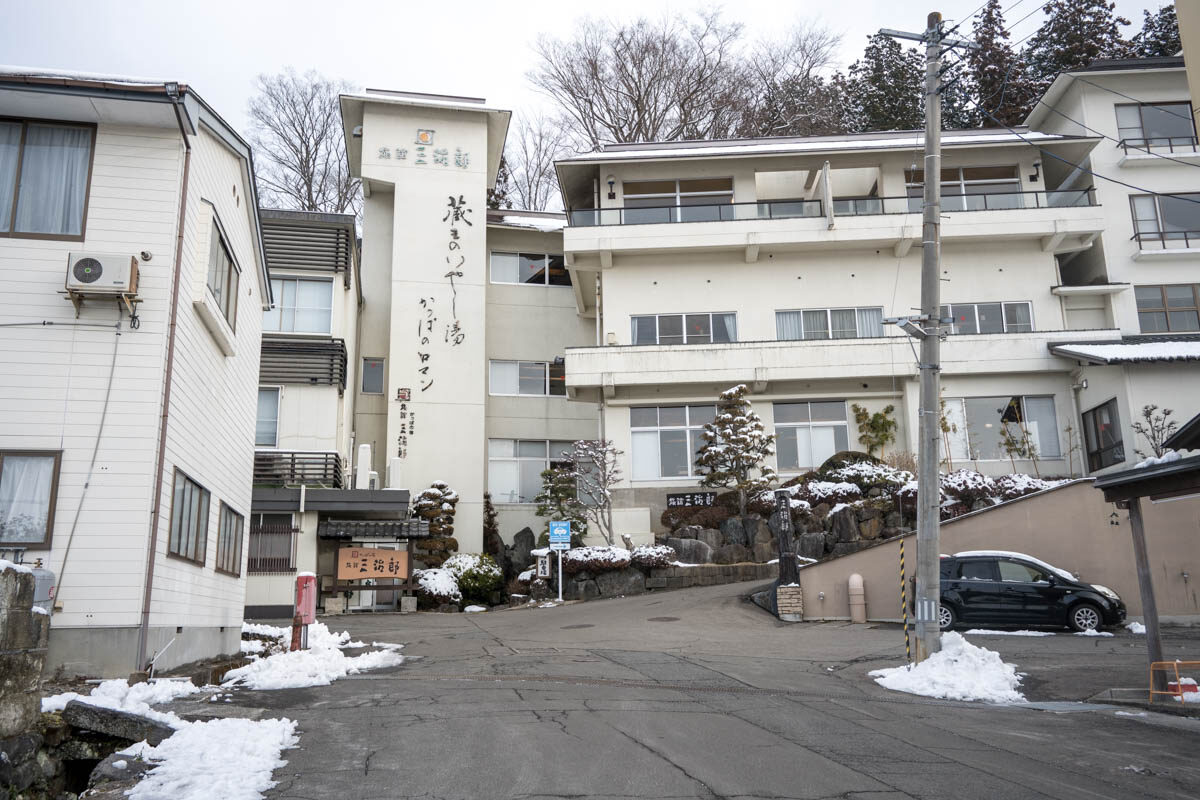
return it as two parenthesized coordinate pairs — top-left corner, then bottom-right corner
(666, 537), (712, 564)
(830, 507), (859, 543)
(596, 568), (646, 597)
(719, 517), (747, 547)
(61, 700), (175, 746)
(797, 531), (826, 561)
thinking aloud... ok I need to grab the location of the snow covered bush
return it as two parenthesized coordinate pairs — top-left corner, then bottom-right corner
(826, 460), (913, 489)
(803, 481), (862, 506)
(696, 384), (777, 515)
(631, 544), (675, 569)
(561, 546), (631, 575)
(413, 481), (459, 538)
(941, 470), (996, 507)
(442, 553), (503, 605)
(992, 473), (1066, 500)
(414, 568), (461, 606)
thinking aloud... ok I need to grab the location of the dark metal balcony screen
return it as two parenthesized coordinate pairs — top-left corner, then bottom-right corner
(262, 222), (354, 287)
(247, 525), (298, 573)
(254, 451), (344, 488)
(260, 337), (348, 393)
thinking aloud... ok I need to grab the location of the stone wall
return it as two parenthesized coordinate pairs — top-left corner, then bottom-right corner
(645, 562), (778, 591)
(1, 563), (51, 794)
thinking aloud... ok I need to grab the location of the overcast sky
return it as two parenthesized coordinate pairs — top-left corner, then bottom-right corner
(2, 0), (1169, 138)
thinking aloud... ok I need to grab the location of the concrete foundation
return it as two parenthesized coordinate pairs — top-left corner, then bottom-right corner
(45, 624), (242, 678)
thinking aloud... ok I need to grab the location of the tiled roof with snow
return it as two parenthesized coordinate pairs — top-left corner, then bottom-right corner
(1050, 339), (1200, 365)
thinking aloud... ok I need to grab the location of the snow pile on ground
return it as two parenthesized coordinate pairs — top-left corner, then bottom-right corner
(122, 716), (299, 800)
(1135, 449), (1182, 468)
(41, 678), (200, 726)
(222, 622), (404, 690)
(561, 545), (631, 574)
(964, 629), (1055, 637)
(1127, 621), (1146, 634)
(1173, 678), (1200, 703)
(1074, 629), (1114, 637)
(868, 632), (1025, 703)
(240, 639), (267, 654)
(464, 605), (487, 613)
(413, 568), (462, 604)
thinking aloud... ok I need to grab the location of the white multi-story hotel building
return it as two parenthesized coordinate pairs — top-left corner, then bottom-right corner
(0, 68), (271, 675)
(338, 58), (1200, 551)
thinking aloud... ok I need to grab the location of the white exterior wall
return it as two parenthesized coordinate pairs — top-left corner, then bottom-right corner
(354, 191), (394, 479)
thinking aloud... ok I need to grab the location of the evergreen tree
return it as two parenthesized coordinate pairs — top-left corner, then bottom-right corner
(1131, 5), (1181, 58)
(1023, 1), (1132, 94)
(969, 0), (1034, 127)
(940, 55), (981, 130)
(487, 155), (513, 210)
(413, 481), (459, 538)
(844, 34), (925, 131)
(695, 384), (777, 516)
(533, 467), (587, 537)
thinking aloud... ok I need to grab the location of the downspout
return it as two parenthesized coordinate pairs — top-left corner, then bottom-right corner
(136, 89), (192, 671)
(595, 272), (613, 542)
(1070, 367), (1088, 478)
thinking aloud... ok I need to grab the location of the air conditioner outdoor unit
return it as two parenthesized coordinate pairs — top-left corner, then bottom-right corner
(65, 252), (138, 294)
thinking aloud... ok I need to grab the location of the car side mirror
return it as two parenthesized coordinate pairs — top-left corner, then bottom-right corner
(1046, 574), (1057, 586)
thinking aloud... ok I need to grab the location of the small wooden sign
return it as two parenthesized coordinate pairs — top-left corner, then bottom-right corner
(337, 547), (409, 580)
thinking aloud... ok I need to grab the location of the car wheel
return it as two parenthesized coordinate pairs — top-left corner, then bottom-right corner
(1068, 603), (1102, 632)
(938, 603), (956, 631)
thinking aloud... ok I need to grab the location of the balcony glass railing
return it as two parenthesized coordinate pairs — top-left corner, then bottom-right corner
(567, 189), (1097, 227)
(1119, 136), (1200, 155)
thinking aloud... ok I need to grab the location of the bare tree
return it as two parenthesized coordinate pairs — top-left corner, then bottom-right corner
(735, 22), (844, 137)
(529, 11), (747, 148)
(248, 69), (360, 215)
(507, 113), (566, 211)
(1132, 404), (1178, 459)
(568, 440), (622, 546)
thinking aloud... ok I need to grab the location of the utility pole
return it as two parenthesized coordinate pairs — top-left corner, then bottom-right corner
(881, 12), (976, 662)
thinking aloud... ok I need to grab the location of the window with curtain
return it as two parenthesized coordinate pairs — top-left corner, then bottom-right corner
(0, 451), (61, 547)
(206, 224), (240, 330)
(630, 405), (716, 479)
(489, 360), (566, 396)
(1082, 398), (1124, 471)
(255, 388), (280, 447)
(774, 402), (849, 471)
(943, 395), (1061, 461)
(487, 439), (575, 503)
(1134, 284), (1200, 332)
(938, 302), (1034, 334)
(169, 470), (210, 565)
(0, 121), (93, 238)
(776, 308), (884, 340)
(263, 278), (333, 333)
(215, 503), (245, 576)
(630, 313), (736, 345)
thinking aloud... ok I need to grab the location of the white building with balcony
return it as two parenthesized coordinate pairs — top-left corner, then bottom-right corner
(0, 68), (271, 676)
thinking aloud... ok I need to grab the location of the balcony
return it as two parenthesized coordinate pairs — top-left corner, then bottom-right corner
(564, 328), (1121, 400)
(254, 450), (344, 488)
(563, 190), (1103, 261)
(260, 336), (348, 394)
(1117, 137), (1200, 168)
(1131, 229), (1200, 260)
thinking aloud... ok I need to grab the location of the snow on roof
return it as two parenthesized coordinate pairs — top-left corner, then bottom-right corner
(1050, 340), (1200, 365)
(491, 213), (566, 233)
(558, 130), (1085, 164)
(0, 64), (175, 88)
(343, 90), (507, 115)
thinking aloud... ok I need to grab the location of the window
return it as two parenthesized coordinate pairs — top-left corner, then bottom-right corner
(630, 405), (716, 480)
(776, 308), (884, 340)
(957, 560), (997, 581)
(168, 470), (210, 565)
(942, 396), (1061, 461)
(362, 357), (385, 394)
(774, 402), (850, 472)
(490, 252), (570, 286)
(248, 513), (297, 574)
(215, 503), (244, 576)
(631, 313), (737, 345)
(263, 278), (333, 333)
(0, 451), (61, 547)
(1130, 193), (1200, 247)
(939, 302), (1033, 334)
(906, 166), (1022, 211)
(256, 388), (280, 447)
(622, 178), (734, 223)
(1082, 398), (1124, 471)
(487, 439), (574, 503)
(997, 559), (1050, 583)
(1135, 285), (1200, 333)
(1116, 102), (1196, 148)
(0, 120), (94, 238)
(489, 360), (566, 396)
(206, 224), (240, 330)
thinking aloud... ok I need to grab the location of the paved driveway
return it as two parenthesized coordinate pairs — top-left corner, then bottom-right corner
(248, 582), (1200, 800)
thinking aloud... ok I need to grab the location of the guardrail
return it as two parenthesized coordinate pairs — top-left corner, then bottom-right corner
(1132, 229), (1200, 249)
(253, 450), (344, 488)
(1119, 136), (1199, 155)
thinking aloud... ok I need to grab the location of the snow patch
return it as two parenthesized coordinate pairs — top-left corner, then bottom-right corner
(1135, 449), (1183, 468)
(1073, 629), (1114, 637)
(41, 678), (200, 726)
(222, 622), (404, 691)
(868, 632), (1025, 703)
(464, 605), (487, 613)
(0, 559), (34, 574)
(964, 629), (1056, 637)
(1126, 621), (1146, 634)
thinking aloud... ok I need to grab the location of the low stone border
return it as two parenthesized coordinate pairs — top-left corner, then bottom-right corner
(646, 562), (777, 590)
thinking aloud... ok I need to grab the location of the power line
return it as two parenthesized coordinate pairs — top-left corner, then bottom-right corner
(1073, 75), (1196, 122)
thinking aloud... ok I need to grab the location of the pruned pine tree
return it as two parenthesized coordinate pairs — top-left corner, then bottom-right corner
(533, 467), (587, 537)
(1023, 0), (1132, 95)
(695, 384), (777, 516)
(970, 0), (1034, 128)
(568, 440), (622, 546)
(1131, 5), (1181, 58)
(844, 34), (925, 132)
(412, 481), (459, 538)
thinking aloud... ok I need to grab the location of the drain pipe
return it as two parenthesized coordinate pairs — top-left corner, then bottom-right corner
(1070, 369), (1089, 478)
(136, 87), (192, 671)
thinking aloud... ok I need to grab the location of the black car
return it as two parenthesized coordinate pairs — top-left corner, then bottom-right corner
(938, 551), (1126, 632)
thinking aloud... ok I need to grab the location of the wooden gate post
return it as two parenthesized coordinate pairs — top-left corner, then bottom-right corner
(773, 490), (799, 586)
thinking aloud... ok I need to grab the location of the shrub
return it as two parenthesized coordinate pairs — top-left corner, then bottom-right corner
(884, 450), (918, 473)
(561, 546), (631, 575)
(993, 474), (1066, 501)
(682, 505), (732, 530)
(442, 553), (504, 605)
(414, 568), (461, 606)
(825, 461), (913, 492)
(631, 544), (675, 569)
(941, 470), (996, 507)
(661, 507), (691, 531)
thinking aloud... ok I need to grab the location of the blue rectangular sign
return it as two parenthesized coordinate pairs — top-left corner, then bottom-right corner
(549, 521), (571, 550)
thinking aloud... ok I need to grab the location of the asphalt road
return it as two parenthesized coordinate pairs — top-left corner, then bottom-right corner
(242, 582), (1200, 800)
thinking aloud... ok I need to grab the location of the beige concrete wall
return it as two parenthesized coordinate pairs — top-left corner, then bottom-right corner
(794, 480), (1200, 623)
